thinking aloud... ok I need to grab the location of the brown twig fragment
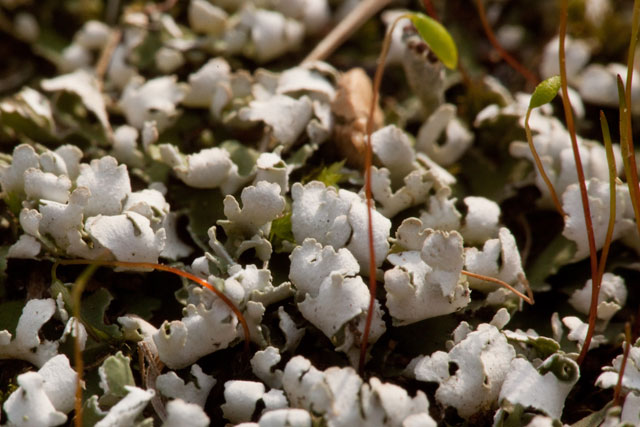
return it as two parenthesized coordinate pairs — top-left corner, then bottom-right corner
(303, 0), (392, 64)
(95, 29), (122, 82)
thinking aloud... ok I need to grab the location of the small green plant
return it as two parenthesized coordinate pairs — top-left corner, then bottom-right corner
(525, 75), (565, 216)
(555, 0), (640, 366)
(557, 0), (600, 366)
(359, 11), (460, 373)
(358, 11), (533, 373)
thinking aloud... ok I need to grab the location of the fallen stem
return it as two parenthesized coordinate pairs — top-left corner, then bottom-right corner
(558, 0), (600, 366)
(303, 0), (392, 64)
(57, 259), (251, 351)
(462, 270), (534, 305)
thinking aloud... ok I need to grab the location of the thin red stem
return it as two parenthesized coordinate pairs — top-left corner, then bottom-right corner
(597, 111), (617, 281)
(525, 108), (566, 216)
(558, 0), (600, 365)
(461, 270), (534, 305)
(614, 322), (632, 406)
(623, 0), (640, 242)
(422, 0), (438, 20)
(73, 317), (83, 427)
(58, 259), (250, 351)
(475, 0), (538, 86)
(359, 15), (406, 374)
(70, 264), (98, 427)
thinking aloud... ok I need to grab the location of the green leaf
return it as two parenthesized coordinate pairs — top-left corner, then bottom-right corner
(303, 160), (347, 189)
(316, 160), (346, 188)
(81, 288), (123, 341)
(538, 353), (579, 382)
(130, 31), (164, 71)
(182, 188), (226, 250)
(0, 88), (58, 144)
(123, 295), (161, 320)
(0, 300), (26, 336)
(269, 210), (294, 252)
(220, 140), (260, 177)
(570, 402), (614, 427)
(526, 233), (576, 291)
(0, 245), (9, 298)
(82, 395), (106, 426)
(408, 13), (458, 69)
(50, 278), (72, 311)
(529, 75), (561, 109)
(98, 351), (135, 407)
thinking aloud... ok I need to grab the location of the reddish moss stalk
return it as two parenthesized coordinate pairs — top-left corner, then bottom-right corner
(475, 0), (538, 86)
(422, 0), (438, 20)
(68, 263), (98, 427)
(622, 0), (640, 243)
(558, 0), (600, 365)
(359, 14), (405, 375)
(524, 108), (566, 216)
(461, 270), (534, 304)
(614, 322), (632, 406)
(597, 111), (617, 281)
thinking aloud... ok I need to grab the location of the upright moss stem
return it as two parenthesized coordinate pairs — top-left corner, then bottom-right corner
(622, 0), (640, 240)
(597, 111), (617, 281)
(359, 14), (406, 375)
(524, 108), (565, 216)
(475, 0), (538, 86)
(65, 263), (98, 427)
(613, 322), (632, 407)
(558, 0), (600, 365)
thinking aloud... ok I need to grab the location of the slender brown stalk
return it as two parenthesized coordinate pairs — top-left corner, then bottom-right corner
(58, 259), (251, 350)
(575, 113), (619, 367)
(621, 0), (640, 240)
(558, 0), (600, 365)
(597, 111), (617, 281)
(359, 14), (406, 374)
(461, 270), (534, 305)
(613, 322), (632, 406)
(68, 263), (99, 427)
(517, 272), (535, 305)
(475, 0), (538, 86)
(524, 108), (566, 216)
(422, 0), (438, 20)
(95, 29), (121, 81)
